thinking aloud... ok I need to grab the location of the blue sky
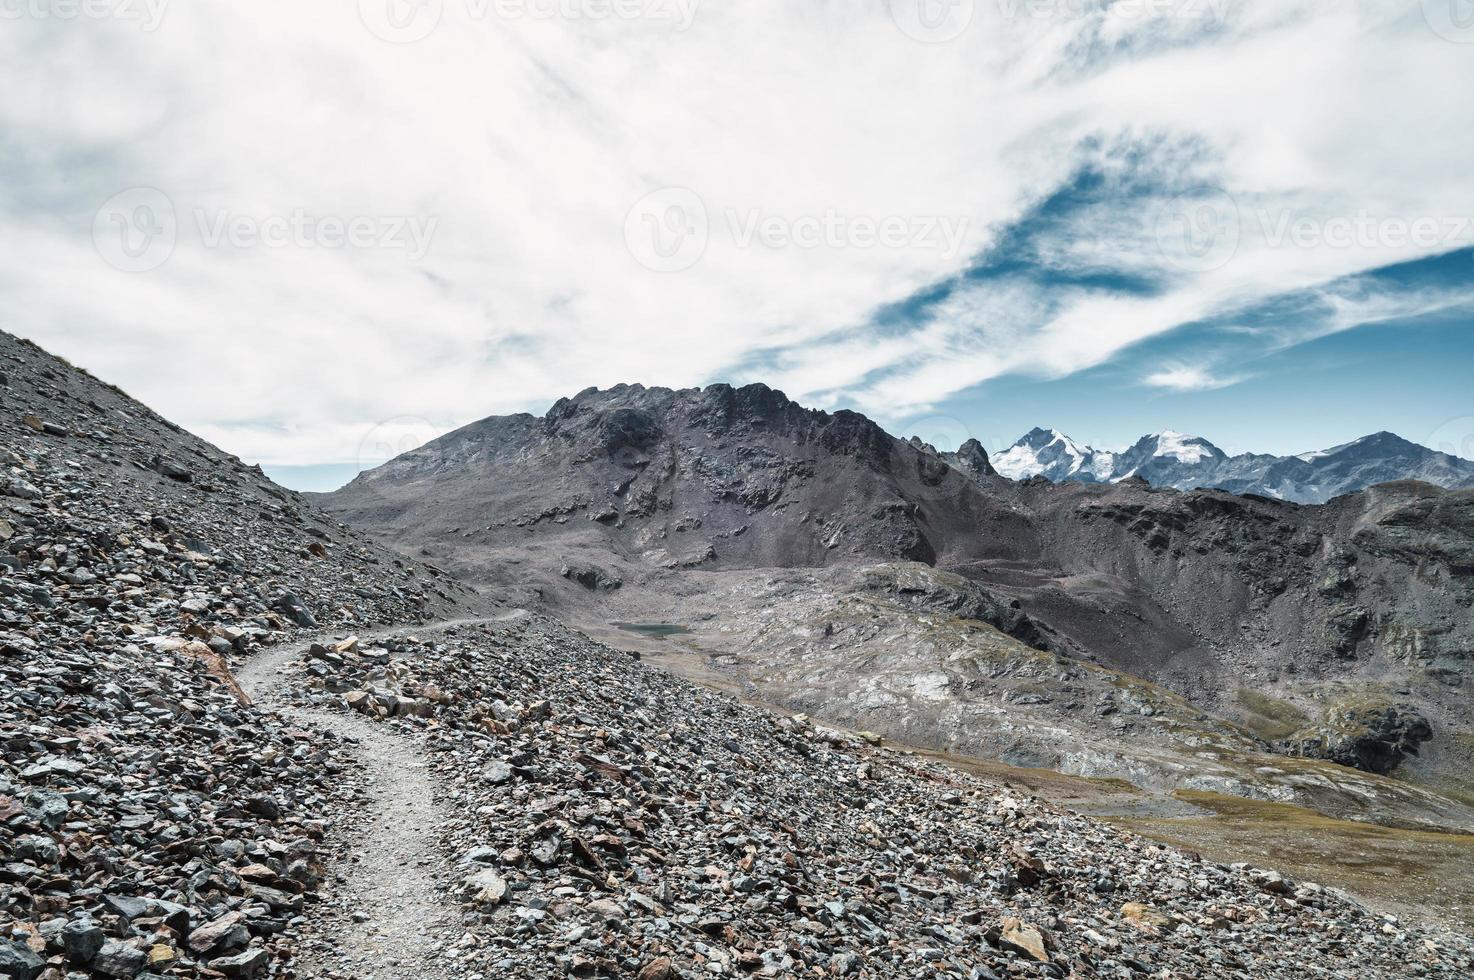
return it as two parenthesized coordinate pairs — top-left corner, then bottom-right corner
(4, 3), (1472, 493)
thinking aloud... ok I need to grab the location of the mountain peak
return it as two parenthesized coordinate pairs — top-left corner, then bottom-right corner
(1139, 430), (1223, 464)
(993, 427), (1109, 481)
(1299, 431), (1426, 463)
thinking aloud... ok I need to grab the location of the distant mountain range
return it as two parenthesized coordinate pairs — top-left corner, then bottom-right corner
(991, 428), (1474, 504)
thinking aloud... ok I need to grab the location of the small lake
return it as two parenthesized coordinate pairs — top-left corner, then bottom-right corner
(612, 622), (691, 638)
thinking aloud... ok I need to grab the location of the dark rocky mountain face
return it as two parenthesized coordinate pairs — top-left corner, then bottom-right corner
(323, 384), (1474, 827)
(331, 382), (1038, 572)
(993, 428), (1474, 504)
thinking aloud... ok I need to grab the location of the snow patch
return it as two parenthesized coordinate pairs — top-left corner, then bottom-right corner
(1151, 430), (1215, 464)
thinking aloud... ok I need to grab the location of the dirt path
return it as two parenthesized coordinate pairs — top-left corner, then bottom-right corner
(236, 614), (524, 979)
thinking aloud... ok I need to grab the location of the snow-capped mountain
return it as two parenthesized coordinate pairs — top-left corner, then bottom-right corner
(993, 428), (1474, 504)
(1110, 431), (1229, 486)
(992, 428), (1115, 482)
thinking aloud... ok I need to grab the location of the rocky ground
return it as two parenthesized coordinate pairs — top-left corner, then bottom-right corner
(270, 614), (1474, 979)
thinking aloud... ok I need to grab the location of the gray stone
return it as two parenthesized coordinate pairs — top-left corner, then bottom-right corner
(0, 941), (44, 980)
(92, 940), (148, 978)
(61, 919), (105, 964)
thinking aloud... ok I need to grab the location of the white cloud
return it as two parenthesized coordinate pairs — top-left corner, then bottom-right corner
(0, 1), (1471, 464)
(1142, 363), (1243, 391)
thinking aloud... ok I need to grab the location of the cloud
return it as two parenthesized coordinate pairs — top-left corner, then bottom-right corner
(1141, 363), (1244, 391)
(1, 1), (1471, 465)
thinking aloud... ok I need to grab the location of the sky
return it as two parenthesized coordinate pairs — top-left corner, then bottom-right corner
(2, 1), (1472, 492)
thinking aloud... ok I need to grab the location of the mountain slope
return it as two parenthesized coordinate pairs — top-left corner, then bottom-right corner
(0, 329), (482, 978)
(320, 384), (1474, 824)
(993, 427), (1474, 503)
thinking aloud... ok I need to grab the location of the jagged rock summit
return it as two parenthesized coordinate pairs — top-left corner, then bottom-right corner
(332, 381), (1024, 571)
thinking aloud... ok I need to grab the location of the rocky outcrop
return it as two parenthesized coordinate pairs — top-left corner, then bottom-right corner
(323, 382), (1024, 574)
(1284, 700), (1435, 775)
(857, 562), (1049, 650)
(560, 561), (623, 591)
